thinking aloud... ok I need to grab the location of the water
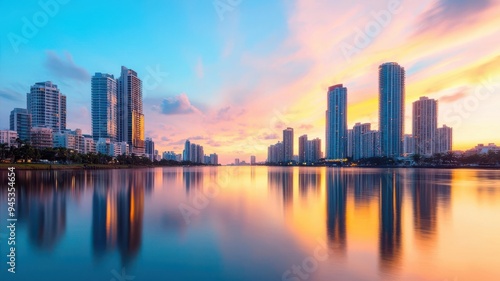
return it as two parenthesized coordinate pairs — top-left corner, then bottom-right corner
(1, 167), (500, 281)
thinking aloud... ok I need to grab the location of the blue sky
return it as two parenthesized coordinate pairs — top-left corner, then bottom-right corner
(1, 0), (500, 163)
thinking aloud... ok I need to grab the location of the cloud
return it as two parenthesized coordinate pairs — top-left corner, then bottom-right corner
(159, 93), (202, 115)
(439, 91), (467, 103)
(417, 0), (492, 32)
(0, 88), (23, 101)
(299, 124), (314, 130)
(44, 51), (90, 82)
(260, 133), (279, 140)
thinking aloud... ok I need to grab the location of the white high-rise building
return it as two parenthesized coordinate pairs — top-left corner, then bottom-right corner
(435, 125), (453, 154)
(413, 97), (437, 156)
(91, 73), (117, 142)
(27, 81), (66, 133)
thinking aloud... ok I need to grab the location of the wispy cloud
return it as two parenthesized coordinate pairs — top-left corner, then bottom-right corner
(439, 91), (467, 103)
(44, 51), (90, 82)
(0, 88), (23, 101)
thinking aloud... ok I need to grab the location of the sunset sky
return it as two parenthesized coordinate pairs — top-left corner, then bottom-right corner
(1, 0), (499, 164)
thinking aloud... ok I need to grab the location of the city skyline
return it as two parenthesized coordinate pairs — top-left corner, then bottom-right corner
(1, 1), (500, 163)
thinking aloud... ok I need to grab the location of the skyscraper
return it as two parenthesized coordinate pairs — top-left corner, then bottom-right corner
(145, 137), (155, 160)
(27, 81), (66, 133)
(379, 63), (405, 158)
(298, 134), (307, 163)
(326, 84), (347, 160)
(353, 123), (371, 160)
(412, 97), (437, 156)
(436, 125), (453, 153)
(117, 66), (145, 155)
(283, 127), (294, 162)
(10, 108), (31, 141)
(184, 140), (191, 161)
(91, 73), (117, 141)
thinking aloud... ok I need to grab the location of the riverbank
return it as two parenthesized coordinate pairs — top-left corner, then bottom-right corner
(0, 163), (160, 170)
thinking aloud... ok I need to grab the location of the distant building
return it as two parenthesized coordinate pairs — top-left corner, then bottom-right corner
(145, 137), (155, 160)
(326, 84), (347, 160)
(30, 127), (53, 149)
(183, 140), (191, 161)
(0, 130), (18, 147)
(53, 129), (84, 152)
(413, 97), (437, 156)
(114, 141), (129, 156)
(379, 63), (405, 158)
(250, 155), (256, 165)
(466, 143), (500, 155)
(298, 135), (307, 163)
(91, 73), (117, 141)
(283, 127), (294, 162)
(10, 108), (31, 142)
(210, 153), (218, 165)
(27, 81), (66, 133)
(235, 158), (240, 165)
(306, 138), (322, 163)
(435, 125), (453, 154)
(353, 123), (371, 160)
(83, 135), (95, 154)
(267, 141), (284, 163)
(96, 138), (114, 156)
(403, 134), (415, 155)
(361, 130), (381, 158)
(346, 129), (353, 158)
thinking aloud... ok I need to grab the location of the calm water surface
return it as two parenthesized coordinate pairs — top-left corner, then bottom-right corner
(1, 167), (500, 281)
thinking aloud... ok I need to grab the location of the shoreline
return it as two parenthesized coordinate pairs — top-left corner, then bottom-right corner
(1, 163), (499, 171)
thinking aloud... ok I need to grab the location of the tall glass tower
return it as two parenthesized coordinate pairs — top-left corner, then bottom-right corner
(379, 63), (405, 158)
(91, 73), (117, 141)
(117, 66), (145, 155)
(326, 84), (347, 160)
(27, 81), (66, 133)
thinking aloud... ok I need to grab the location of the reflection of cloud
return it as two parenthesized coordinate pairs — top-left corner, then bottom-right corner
(159, 93), (202, 115)
(44, 51), (90, 82)
(439, 91), (467, 103)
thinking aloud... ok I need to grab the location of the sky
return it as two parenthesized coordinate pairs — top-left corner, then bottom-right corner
(1, 0), (499, 164)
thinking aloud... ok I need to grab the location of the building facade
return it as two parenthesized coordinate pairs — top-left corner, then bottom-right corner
(91, 73), (117, 141)
(30, 127), (53, 149)
(326, 84), (347, 160)
(283, 127), (294, 162)
(435, 125), (453, 154)
(379, 63), (405, 158)
(27, 81), (66, 133)
(10, 108), (31, 142)
(117, 66), (145, 155)
(413, 97), (437, 156)
(353, 123), (371, 160)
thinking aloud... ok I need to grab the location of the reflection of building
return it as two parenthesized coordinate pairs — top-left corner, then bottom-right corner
(28, 189), (66, 249)
(379, 170), (403, 272)
(92, 186), (117, 256)
(183, 168), (204, 193)
(298, 170), (320, 197)
(352, 173), (379, 208)
(268, 169), (294, 210)
(117, 181), (145, 264)
(326, 169), (347, 255)
(411, 170), (451, 243)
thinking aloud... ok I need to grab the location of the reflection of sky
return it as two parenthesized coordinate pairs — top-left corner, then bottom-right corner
(0, 167), (500, 280)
